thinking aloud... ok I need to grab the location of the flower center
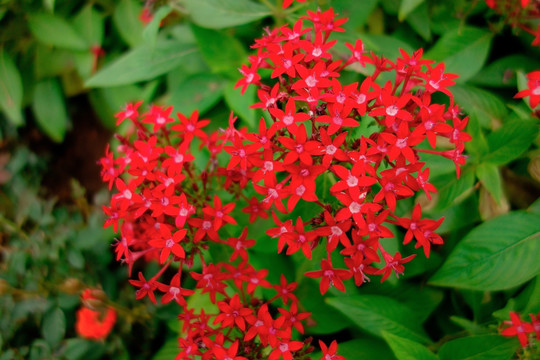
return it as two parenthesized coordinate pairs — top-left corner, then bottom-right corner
(386, 105), (399, 116)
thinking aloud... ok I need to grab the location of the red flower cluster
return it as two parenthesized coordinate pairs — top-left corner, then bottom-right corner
(485, 0), (540, 47)
(501, 311), (540, 348)
(235, 9), (469, 294)
(101, 8), (470, 359)
(102, 106), (323, 358)
(75, 289), (117, 340)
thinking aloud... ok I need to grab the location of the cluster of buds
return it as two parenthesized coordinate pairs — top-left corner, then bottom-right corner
(485, 0), (540, 47)
(101, 8), (470, 359)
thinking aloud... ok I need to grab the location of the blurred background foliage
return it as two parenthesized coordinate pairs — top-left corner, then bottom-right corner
(0, 0), (539, 359)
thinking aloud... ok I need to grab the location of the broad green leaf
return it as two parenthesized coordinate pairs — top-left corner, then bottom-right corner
(326, 295), (430, 343)
(451, 85), (508, 128)
(382, 332), (438, 360)
(431, 195), (480, 233)
(449, 316), (488, 335)
(332, 0), (379, 31)
(359, 282), (444, 322)
(311, 338), (395, 360)
(62, 338), (92, 360)
(35, 46), (73, 78)
(73, 5), (104, 47)
(0, 51), (24, 126)
(42, 307), (66, 348)
(152, 337), (178, 360)
(406, 2), (431, 41)
(32, 79), (69, 143)
(433, 169), (475, 211)
(430, 211), (540, 291)
(475, 163), (502, 204)
(399, 0), (425, 21)
(191, 25), (247, 76)
(425, 27), (492, 82)
(182, 0), (271, 29)
(484, 118), (538, 165)
(143, 5), (172, 47)
(224, 80), (256, 129)
(464, 113), (488, 160)
(361, 34), (415, 60)
(438, 335), (517, 360)
(113, 0), (145, 47)
(429, 2), (460, 35)
(470, 55), (540, 88)
(298, 279), (351, 334)
(169, 73), (226, 116)
(73, 51), (94, 80)
(28, 13), (87, 51)
(85, 41), (196, 87)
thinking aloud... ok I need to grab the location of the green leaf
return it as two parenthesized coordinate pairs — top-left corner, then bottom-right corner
(433, 169), (475, 211)
(470, 55), (540, 88)
(42, 307), (66, 348)
(62, 338), (92, 360)
(475, 163), (502, 204)
(32, 78), (69, 143)
(113, 0), (145, 47)
(430, 211), (540, 291)
(483, 118), (538, 165)
(73, 5), (104, 47)
(0, 51), (24, 126)
(399, 0), (425, 21)
(223, 80), (257, 129)
(152, 337), (179, 360)
(28, 13), (87, 50)
(361, 34), (415, 60)
(35, 46), (74, 78)
(326, 295), (430, 343)
(191, 25), (247, 76)
(182, 0), (271, 29)
(298, 279), (351, 334)
(425, 27), (492, 82)
(169, 73), (226, 116)
(143, 5), (172, 47)
(451, 85), (508, 128)
(382, 331), (438, 360)
(85, 40), (196, 87)
(331, 0), (379, 31)
(406, 2), (431, 41)
(449, 316), (488, 335)
(438, 335), (517, 360)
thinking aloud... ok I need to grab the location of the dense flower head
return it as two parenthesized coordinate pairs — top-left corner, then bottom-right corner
(101, 8), (470, 360)
(485, 0), (540, 48)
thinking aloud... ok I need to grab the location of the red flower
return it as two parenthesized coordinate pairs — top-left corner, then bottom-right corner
(319, 340), (346, 360)
(305, 259), (352, 295)
(75, 289), (116, 340)
(501, 312), (534, 347)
